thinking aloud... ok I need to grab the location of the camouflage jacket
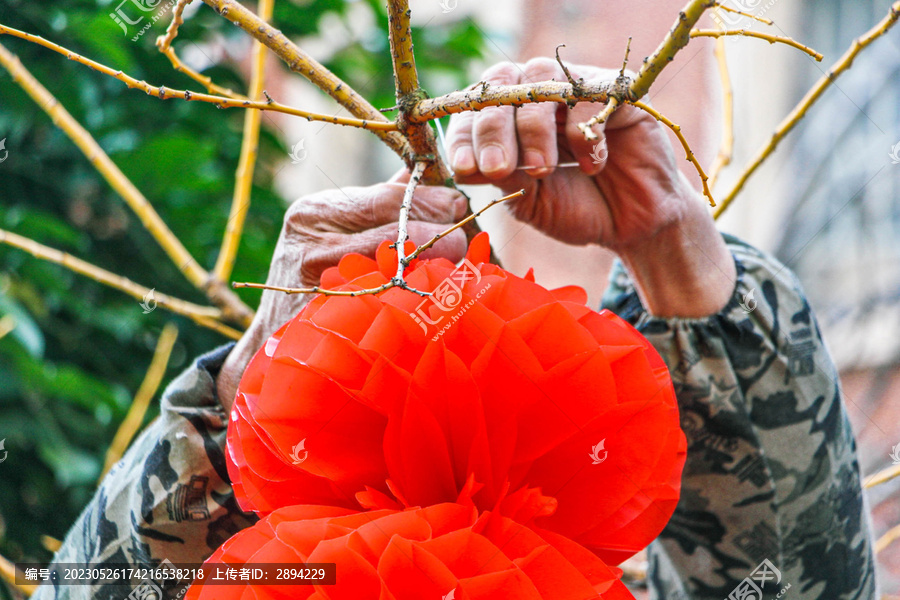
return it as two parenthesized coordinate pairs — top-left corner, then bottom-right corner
(31, 235), (877, 600)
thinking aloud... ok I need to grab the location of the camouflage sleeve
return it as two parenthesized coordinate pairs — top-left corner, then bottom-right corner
(31, 344), (257, 600)
(601, 234), (879, 600)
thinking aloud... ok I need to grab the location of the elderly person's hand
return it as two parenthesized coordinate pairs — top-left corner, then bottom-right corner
(216, 180), (469, 411)
(446, 58), (736, 319)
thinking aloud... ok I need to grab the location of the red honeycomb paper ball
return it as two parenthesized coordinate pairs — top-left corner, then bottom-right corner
(227, 233), (686, 565)
(184, 502), (637, 600)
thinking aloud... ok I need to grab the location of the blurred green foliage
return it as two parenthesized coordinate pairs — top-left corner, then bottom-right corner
(0, 0), (483, 592)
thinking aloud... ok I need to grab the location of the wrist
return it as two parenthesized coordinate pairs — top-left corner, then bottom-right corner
(616, 190), (736, 319)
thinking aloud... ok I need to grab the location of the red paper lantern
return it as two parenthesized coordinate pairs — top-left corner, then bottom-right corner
(183, 501), (637, 600)
(227, 233), (686, 565)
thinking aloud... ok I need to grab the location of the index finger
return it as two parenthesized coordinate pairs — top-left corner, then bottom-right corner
(447, 62), (523, 180)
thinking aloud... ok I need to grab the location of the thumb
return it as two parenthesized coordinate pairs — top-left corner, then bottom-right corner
(389, 167), (412, 184)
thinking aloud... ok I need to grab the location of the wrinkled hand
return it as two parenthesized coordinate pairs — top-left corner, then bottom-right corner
(447, 57), (736, 318)
(446, 58), (694, 251)
(216, 181), (469, 411)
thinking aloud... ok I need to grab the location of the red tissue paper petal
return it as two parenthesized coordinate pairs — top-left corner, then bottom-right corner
(184, 502), (635, 600)
(227, 232), (686, 566)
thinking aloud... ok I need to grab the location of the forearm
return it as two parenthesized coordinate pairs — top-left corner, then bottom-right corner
(602, 235), (877, 599)
(617, 173), (736, 318)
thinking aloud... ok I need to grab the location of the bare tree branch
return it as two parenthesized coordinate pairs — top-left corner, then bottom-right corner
(712, 3), (774, 26)
(708, 37), (733, 190)
(214, 0), (275, 283)
(0, 25), (396, 131)
(0, 228), (240, 338)
(156, 0), (245, 99)
(395, 162), (427, 277)
(101, 322), (179, 479)
(629, 0), (716, 99)
(406, 189), (525, 262)
(387, 0), (451, 183)
(197, 0), (408, 156)
(0, 41), (203, 286)
(714, 0), (900, 219)
(632, 101), (715, 207)
(690, 29), (823, 60)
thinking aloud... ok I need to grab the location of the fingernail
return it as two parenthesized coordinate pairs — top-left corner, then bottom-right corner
(452, 146), (476, 173)
(479, 145), (507, 174)
(523, 150), (550, 176)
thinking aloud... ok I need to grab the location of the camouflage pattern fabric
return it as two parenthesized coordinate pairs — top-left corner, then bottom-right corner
(32, 235), (877, 599)
(602, 235), (877, 599)
(29, 346), (257, 600)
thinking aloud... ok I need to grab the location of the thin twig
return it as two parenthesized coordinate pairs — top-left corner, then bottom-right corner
(0, 40), (206, 288)
(101, 322), (179, 479)
(213, 0), (274, 283)
(712, 3), (775, 26)
(198, 0), (408, 156)
(0, 25), (396, 131)
(233, 280), (396, 297)
(406, 189), (525, 261)
(158, 46), (245, 99)
(876, 523), (900, 554)
(233, 185), (520, 298)
(0, 314), (14, 340)
(714, 1), (900, 219)
(579, 97), (620, 140)
(41, 535), (61, 553)
(0, 227), (241, 338)
(157, 0), (194, 52)
(156, 0), (245, 99)
(620, 36), (633, 75)
(0, 553), (36, 596)
(632, 101), (715, 207)
(708, 37), (733, 190)
(865, 462), (900, 489)
(579, 37), (632, 138)
(554, 44), (582, 91)
(395, 162), (427, 276)
(690, 29), (823, 60)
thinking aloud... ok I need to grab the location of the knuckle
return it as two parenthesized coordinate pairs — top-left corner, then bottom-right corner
(474, 106), (512, 140)
(298, 242), (340, 285)
(283, 196), (318, 230)
(523, 56), (560, 80)
(481, 61), (520, 85)
(447, 112), (475, 145)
